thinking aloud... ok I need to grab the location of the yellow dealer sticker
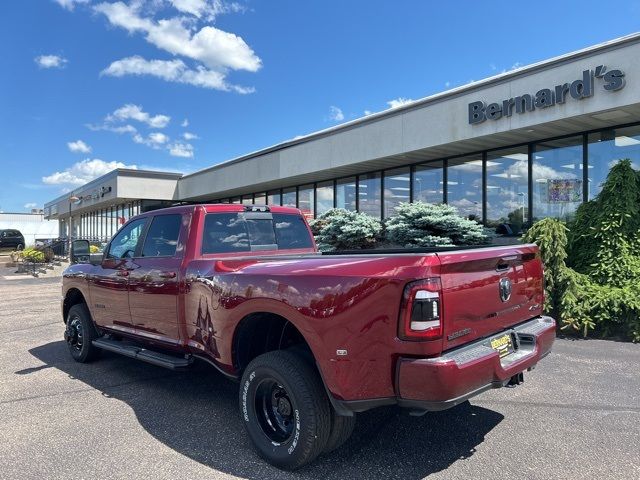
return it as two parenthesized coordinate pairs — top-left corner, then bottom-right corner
(490, 333), (514, 358)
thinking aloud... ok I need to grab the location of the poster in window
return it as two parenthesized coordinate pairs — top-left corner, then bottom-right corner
(543, 179), (583, 203)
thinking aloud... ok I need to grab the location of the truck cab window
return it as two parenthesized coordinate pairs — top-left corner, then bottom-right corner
(142, 214), (182, 257)
(272, 214), (314, 249)
(202, 212), (313, 254)
(107, 218), (146, 259)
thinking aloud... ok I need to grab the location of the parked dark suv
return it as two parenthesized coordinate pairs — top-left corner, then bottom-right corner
(0, 229), (25, 251)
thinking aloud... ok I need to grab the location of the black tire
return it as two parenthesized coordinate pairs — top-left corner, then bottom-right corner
(65, 304), (101, 363)
(16, 244), (24, 251)
(240, 350), (331, 470)
(323, 411), (356, 454)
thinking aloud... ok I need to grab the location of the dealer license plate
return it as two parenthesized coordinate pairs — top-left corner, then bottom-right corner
(490, 333), (514, 358)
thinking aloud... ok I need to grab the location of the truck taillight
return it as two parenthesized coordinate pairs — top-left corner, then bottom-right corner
(399, 278), (442, 341)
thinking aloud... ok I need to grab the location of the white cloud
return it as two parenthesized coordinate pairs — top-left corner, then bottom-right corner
(328, 106), (344, 122)
(87, 123), (138, 134)
(53, 0), (89, 11)
(181, 118), (189, 127)
(183, 132), (199, 140)
(363, 110), (373, 116)
(133, 132), (170, 148)
(42, 159), (137, 186)
(445, 81), (451, 88)
(93, 1), (260, 92)
(106, 103), (170, 128)
(67, 139), (91, 154)
(35, 54), (68, 69)
(387, 97), (413, 109)
(24, 202), (38, 209)
(169, 0), (245, 20)
(101, 55), (254, 93)
(169, 142), (194, 158)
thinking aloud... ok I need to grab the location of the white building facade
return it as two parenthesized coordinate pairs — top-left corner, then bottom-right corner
(45, 34), (640, 235)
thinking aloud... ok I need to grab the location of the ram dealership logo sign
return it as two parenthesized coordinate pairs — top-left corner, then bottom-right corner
(469, 65), (625, 125)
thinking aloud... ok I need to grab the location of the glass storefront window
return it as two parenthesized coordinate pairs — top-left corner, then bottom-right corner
(413, 161), (444, 205)
(267, 190), (282, 206)
(242, 195), (253, 205)
(231, 197), (241, 204)
(336, 177), (356, 211)
(447, 155), (483, 221)
(358, 173), (382, 218)
(588, 126), (640, 199)
(298, 184), (315, 219)
(533, 136), (583, 222)
(383, 167), (410, 218)
(316, 181), (334, 216)
(282, 188), (297, 207)
(486, 147), (529, 230)
(254, 192), (266, 205)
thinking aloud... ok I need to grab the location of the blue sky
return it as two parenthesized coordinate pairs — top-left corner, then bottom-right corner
(1, 0), (639, 212)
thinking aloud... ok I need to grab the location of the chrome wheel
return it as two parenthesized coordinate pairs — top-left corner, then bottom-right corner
(66, 316), (83, 352)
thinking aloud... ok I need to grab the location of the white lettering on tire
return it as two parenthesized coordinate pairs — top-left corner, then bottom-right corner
(287, 409), (300, 455)
(242, 371), (255, 422)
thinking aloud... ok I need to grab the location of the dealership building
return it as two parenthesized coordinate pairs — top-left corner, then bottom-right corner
(45, 34), (640, 240)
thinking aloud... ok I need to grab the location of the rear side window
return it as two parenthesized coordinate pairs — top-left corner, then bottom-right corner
(202, 212), (313, 254)
(142, 214), (182, 257)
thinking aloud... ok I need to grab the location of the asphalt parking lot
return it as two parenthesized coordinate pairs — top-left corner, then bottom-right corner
(1, 271), (639, 480)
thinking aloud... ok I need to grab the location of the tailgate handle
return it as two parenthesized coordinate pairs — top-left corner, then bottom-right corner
(495, 262), (510, 272)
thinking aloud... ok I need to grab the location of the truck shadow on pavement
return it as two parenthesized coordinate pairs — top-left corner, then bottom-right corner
(28, 341), (504, 480)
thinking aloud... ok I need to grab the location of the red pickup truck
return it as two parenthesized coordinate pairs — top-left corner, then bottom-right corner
(62, 204), (555, 469)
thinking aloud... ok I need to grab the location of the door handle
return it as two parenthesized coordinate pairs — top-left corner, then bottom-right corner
(116, 270), (130, 277)
(159, 271), (177, 279)
(495, 263), (510, 272)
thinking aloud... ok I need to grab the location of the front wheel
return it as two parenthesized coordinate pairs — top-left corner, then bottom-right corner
(239, 350), (331, 470)
(65, 304), (101, 362)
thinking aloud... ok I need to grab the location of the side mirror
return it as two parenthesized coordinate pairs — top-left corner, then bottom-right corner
(70, 239), (90, 264)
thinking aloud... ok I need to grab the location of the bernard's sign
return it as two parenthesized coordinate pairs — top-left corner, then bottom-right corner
(468, 65), (625, 125)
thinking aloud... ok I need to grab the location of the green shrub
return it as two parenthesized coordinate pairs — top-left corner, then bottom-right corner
(524, 172), (640, 342)
(522, 218), (569, 318)
(90, 245), (101, 254)
(22, 248), (45, 263)
(384, 202), (490, 247)
(310, 208), (382, 251)
(569, 159), (640, 272)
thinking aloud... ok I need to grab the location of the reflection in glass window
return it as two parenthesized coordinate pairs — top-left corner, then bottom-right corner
(588, 126), (640, 199)
(142, 214), (181, 257)
(383, 168), (410, 218)
(201, 213), (313, 254)
(298, 184), (314, 219)
(316, 181), (334, 215)
(533, 136), (583, 222)
(267, 190), (282, 206)
(242, 195), (253, 205)
(202, 213), (249, 253)
(486, 148), (529, 231)
(107, 218), (146, 259)
(254, 192), (266, 205)
(273, 214), (314, 249)
(358, 173), (381, 218)
(447, 155), (483, 221)
(336, 177), (356, 211)
(282, 188), (297, 207)
(231, 197), (241, 204)
(413, 161), (443, 205)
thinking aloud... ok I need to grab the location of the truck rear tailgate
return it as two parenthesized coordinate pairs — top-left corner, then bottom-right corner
(437, 244), (544, 351)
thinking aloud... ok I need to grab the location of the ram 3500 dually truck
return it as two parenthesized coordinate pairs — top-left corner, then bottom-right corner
(62, 204), (555, 469)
